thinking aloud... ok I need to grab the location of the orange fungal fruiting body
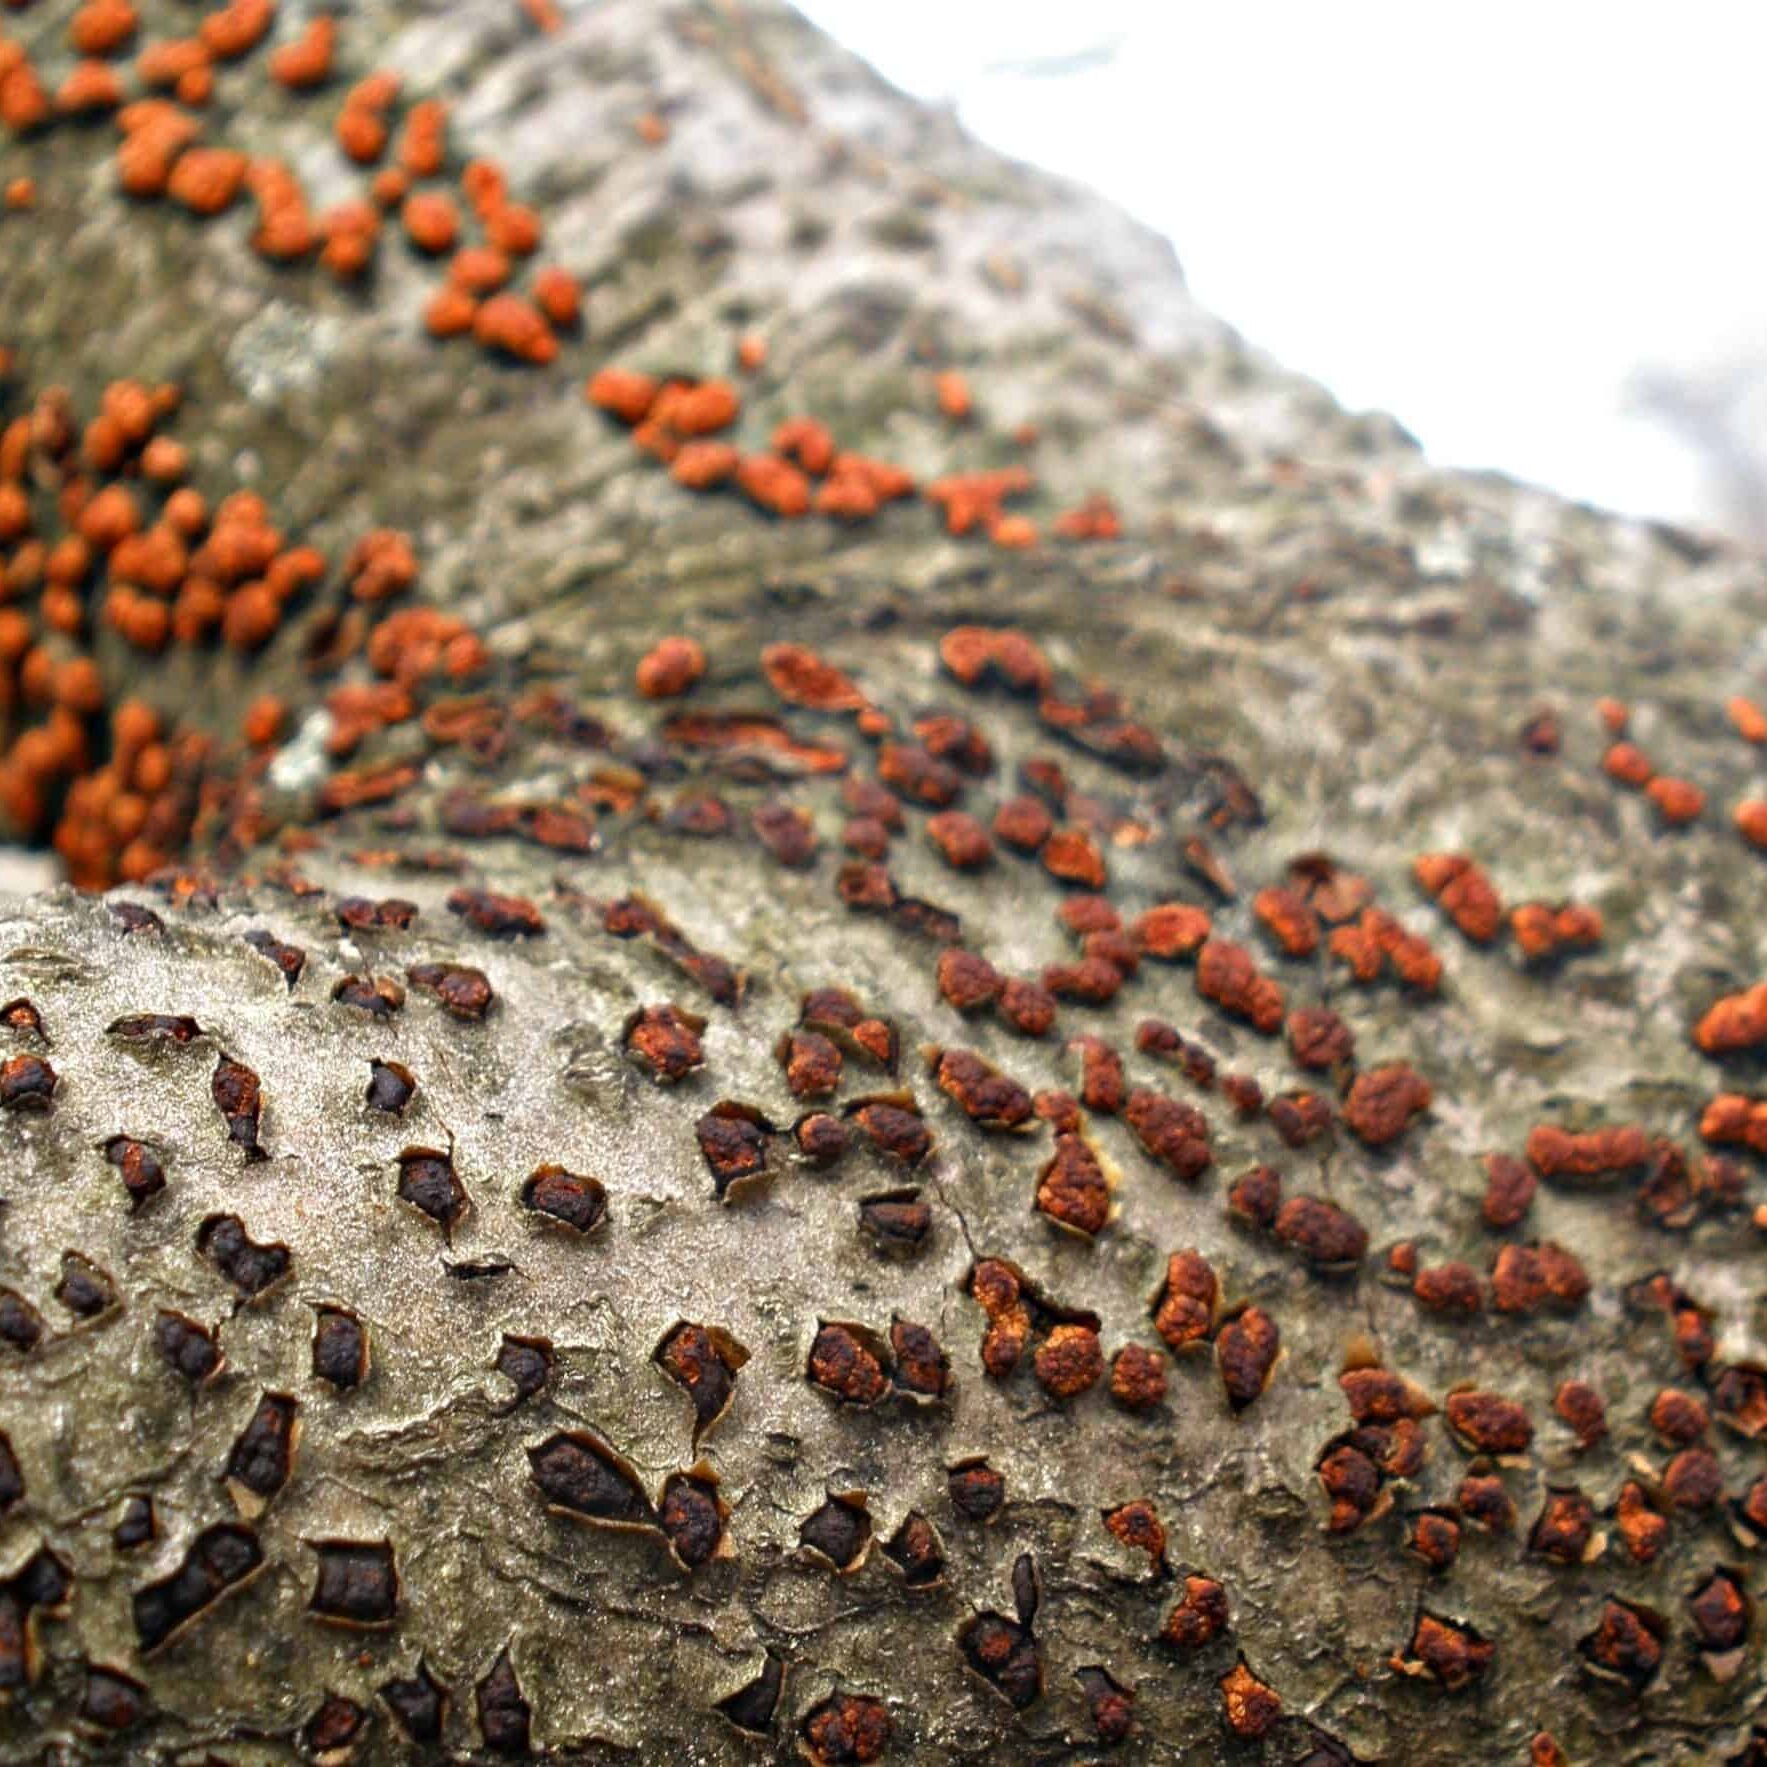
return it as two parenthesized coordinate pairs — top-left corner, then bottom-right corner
(268, 16), (333, 89)
(473, 294), (558, 365)
(200, 0), (275, 62)
(531, 265), (580, 329)
(1727, 695), (1767, 744)
(586, 368), (659, 426)
(397, 98), (448, 177)
(1413, 851), (1502, 942)
(636, 636), (706, 700)
(935, 370), (971, 421)
(1645, 775), (1703, 825)
(1509, 902), (1602, 962)
(1602, 741), (1652, 787)
(1693, 982), (1767, 1056)
(1736, 800), (1767, 850)
(1524, 1124), (1649, 1179)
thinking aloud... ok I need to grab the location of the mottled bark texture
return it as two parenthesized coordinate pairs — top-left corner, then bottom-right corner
(4, 1), (1767, 1763)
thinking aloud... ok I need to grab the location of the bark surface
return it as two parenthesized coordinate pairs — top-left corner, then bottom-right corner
(2, 2), (1767, 1763)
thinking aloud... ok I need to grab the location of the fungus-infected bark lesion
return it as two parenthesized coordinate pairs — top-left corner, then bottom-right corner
(132, 1523), (263, 1653)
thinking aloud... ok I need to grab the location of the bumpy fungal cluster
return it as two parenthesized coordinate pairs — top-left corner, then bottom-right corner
(0, 368), (460, 887)
(3, 0), (1767, 1763)
(6, 0), (581, 361)
(1, 0), (1128, 883)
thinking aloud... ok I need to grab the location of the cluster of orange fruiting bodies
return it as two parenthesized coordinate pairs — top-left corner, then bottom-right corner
(1595, 694), (1767, 853)
(6, 0), (1129, 631)
(3, 5), (580, 368)
(1412, 851), (1604, 965)
(585, 366), (1121, 548)
(0, 361), (471, 886)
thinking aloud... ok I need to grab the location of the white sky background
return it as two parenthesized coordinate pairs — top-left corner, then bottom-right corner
(794, 1), (1767, 539)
